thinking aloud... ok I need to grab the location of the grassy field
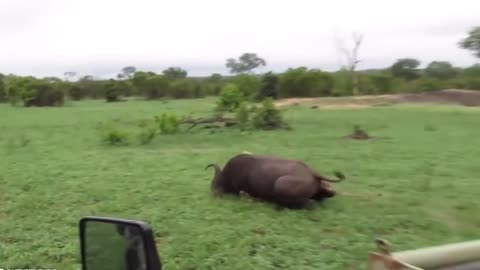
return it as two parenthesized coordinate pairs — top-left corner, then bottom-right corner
(1, 98), (479, 270)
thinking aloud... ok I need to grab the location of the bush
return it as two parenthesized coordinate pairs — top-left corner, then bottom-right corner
(104, 80), (122, 102)
(230, 74), (261, 99)
(466, 78), (480, 90)
(169, 79), (198, 99)
(215, 83), (245, 112)
(23, 81), (65, 107)
(235, 102), (250, 130)
(137, 125), (157, 145)
(252, 98), (289, 130)
(369, 73), (394, 94)
(256, 72), (278, 101)
(278, 67), (334, 97)
(413, 78), (444, 92)
(100, 127), (130, 146)
(142, 75), (170, 100)
(156, 112), (180, 134)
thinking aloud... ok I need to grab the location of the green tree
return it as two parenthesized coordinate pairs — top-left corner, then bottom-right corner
(0, 74), (6, 102)
(230, 74), (261, 99)
(169, 79), (196, 99)
(117, 66), (136, 79)
(278, 67), (334, 97)
(104, 79), (122, 102)
(5, 76), (36, 106)
(226, 53), (266, 74)
(256, 71), (278, 100)
(144, 75), (170, 99)
(252, 98), (287, 130)
(215, 83), (244, 112)
(424, 61), (457, 80)
(63, 71), (77, 82)
(390, 58), (421, 80)
(163, 67), (187, 80)
(458, 26), (480, 58)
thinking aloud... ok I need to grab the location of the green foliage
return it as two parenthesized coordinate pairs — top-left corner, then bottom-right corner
(0, 74), (6, 102)
(252, 97), (288, 130)
(230, 74), (261, 99)
(424, 61), (457, 80)
(6, 78), (66, 107)
(142, 75), (170, 100)
(458, 26), (480, 58)
(235, 102), (250, 130)
(215, 83), (245, 112)
(137, 125), (157, 145)
(463, 64), (480, 77)
(466, 78), (480, 90)
(104, 80), (122, 102)
(368, 73), (394, 94)
(117, 66), (136, 80)
(414, 77), (444, 92)
(156, 113), (180, 134)
(226, 53), (266, 74)
(256, 71), (278, 100)
(99, 126), (130, 146)
(163, 67), (188, 80)
(169, 79), (200, 99)
(68, 85), (85, 101)
(331, 69), (353, 96)
(278, 67), (334, 97)
(390, 58), (421, 80)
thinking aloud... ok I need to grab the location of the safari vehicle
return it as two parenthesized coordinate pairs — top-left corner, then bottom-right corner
(80, 216), (480, 270)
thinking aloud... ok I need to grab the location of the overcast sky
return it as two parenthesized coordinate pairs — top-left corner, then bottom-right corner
(1, 0), (479, 78)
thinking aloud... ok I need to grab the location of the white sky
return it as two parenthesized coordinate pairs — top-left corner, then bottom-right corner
(1, 0), (479, 78)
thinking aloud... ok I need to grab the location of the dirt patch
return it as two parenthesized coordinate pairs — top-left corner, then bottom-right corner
(274, 89), (480, 109)
(398, 89), (480, 106)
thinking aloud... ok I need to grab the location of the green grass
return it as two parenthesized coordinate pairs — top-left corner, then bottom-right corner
(1, 98), (479, 270)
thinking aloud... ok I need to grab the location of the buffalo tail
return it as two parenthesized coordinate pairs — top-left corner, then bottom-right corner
(205, 163), (223, 191)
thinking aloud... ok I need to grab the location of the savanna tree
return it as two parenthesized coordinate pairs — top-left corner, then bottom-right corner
(459, 26), (480, 59)
(390, 58), (421, 80)
(226, 53), (266, 74)
(163, 67), (188, 80)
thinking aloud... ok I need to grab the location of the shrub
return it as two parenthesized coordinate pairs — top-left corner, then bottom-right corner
(23, 81), (65, 107)
(256, 71), (278, 101)
(230, 74), (261, 99)
(137, 125), (157, 145)
(235, 102), (250, 130)
(169, 79), (197, 99)
(104, 80), (122, 102)
(369, 73), (394, 94)
(100, 127), (130, 146)
(413, 78), (444, 92)
(466, 78), (480, 90)
(156, 112), (180, 134)
(278, 67), (334, 97)
(135, 74), (171, 100)
(215, 83), (245, 112)
(252, 98), (289, 130)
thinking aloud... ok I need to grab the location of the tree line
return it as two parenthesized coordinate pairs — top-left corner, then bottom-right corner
(0, 26), (479, 107)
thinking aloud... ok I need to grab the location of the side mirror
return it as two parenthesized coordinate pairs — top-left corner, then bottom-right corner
(79, 216), (162, 270)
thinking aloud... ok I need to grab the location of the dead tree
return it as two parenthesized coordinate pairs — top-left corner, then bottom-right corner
(335, 32), (364, 96)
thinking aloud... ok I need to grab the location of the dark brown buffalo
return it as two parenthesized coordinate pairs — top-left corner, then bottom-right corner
(205, 154), (346, 209)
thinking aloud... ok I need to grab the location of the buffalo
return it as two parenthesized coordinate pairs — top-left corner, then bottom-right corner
(205, 153), (346, 209)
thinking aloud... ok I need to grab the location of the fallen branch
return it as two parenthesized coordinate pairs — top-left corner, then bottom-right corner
(180, 116), (237, 130)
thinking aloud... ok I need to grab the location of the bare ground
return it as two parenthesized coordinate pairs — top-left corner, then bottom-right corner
(274, 89), (480, 109)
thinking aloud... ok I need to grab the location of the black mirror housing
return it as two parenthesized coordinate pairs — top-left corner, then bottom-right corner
(79, 216), (162, 270)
